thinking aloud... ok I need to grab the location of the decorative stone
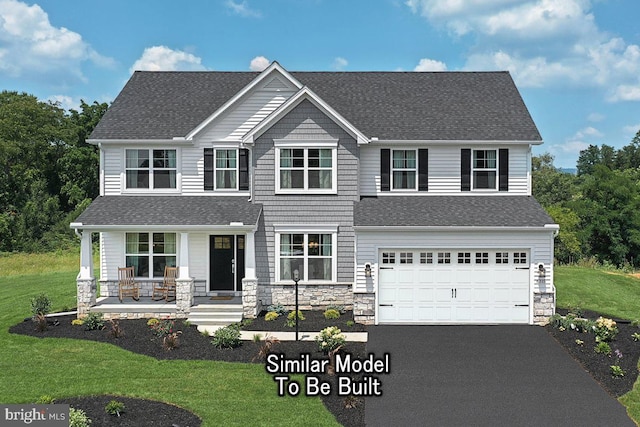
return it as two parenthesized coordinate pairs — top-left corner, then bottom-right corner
(76, 278), (97, 318)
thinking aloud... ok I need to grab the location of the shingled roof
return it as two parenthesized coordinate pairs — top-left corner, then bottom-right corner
(74, 196), (262, 227)
(90, 70), (542, 142)
(354, 196), (553, 227)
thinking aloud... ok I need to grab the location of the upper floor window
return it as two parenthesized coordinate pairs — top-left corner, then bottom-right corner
(204, 148), (249, 192)
(126, 149), (176, 189)
(473, 150), (497, 190)
(275, 142), (337, 193)
(392, 150), (417, 190)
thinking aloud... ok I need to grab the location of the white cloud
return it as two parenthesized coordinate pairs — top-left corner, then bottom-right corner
(406, 0), (640, 100)
(333, 57), (348, 71)
(414, 58), (447, 71)
(249, 55), (270, 71)
(575, 126), (603, 139)
(47, 95), (79, 111)
(588, 112), (605, 122)
(0, 0), (113, 81)
(226, 0), (261, 18)
(552, 139), (591, 155)
(130, 46), (207, 73)
(623, 124), (640, 137)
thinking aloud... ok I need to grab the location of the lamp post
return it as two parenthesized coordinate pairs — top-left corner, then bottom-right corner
(293, 269), (300, 341)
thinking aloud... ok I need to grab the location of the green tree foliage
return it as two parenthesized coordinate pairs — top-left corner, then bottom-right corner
(532, 153), (578, 206)
(0, 91), (107, 252)
(545, 204), (582, 263)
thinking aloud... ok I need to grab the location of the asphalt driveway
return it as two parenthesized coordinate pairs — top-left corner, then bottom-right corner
(365, 325), (635, 427)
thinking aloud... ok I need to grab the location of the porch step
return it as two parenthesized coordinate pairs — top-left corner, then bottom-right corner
(187, 304), (243, 335)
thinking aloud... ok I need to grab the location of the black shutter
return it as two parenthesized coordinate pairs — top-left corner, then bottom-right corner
(381, 149), (390, 192)
(461, 149), (471, 191)
(499, 148), (509, 191)
(239, 149), (249, 191)
(418, 149), (429, 191)
(204, 148), (214, 191)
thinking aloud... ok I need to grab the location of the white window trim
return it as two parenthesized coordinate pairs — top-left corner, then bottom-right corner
(274, 224), (338, 283)
(471, 149), (498, 192)
(274, 139), (338, 194)
(124, 232), (177, 279)
(214, 148), (239, 191)
(122, 148), (180, 193)
(391, 149), (418, 192)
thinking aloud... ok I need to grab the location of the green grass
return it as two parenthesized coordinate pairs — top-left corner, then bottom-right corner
(555, 266), (640, 321)
(0, 254), (340, 426)
(555, 265), (640, 423)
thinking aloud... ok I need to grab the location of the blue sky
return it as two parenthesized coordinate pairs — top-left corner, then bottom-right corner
(1, 0), (639, 168)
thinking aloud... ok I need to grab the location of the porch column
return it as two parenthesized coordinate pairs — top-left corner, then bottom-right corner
(176, 232), (194, 318)
(242, 230), (259, 318)
(76, 230), (96, 318)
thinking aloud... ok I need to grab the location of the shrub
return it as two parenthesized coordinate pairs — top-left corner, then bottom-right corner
(211, 324), (241, 349)
(150, 318), (177, 337)
(253, 334), (280, 362)
(105, 400), (125, 417)
(266, 304), (287, 316)
(324, 309), (341, 320)
(30, 293), (52, 318)
(146, 318), (159, 327)
(286, 310), (305, 327)
(33, 313), (48, 332)
(69, 407), (92, 427)
(594, 317), (618, 342)
(611, 349), (625, 377)
(327, 304), (346, 314)
(265, 311), (279, 322)
(343, 395), (361, 409)
(316, 326), (346, 353)
(84, 312), (105, 331)
(107, 320), (124, 339)
(346, 320), (355, 328)
(594, 341), (611, 355)
(36, 395), (55, 404)
(71, 319), (84, 326)
(163, 331), (182, 351)
(632, 332), (640, 342)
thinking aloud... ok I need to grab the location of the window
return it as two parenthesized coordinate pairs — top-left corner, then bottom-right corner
(277, 148), (335, 191)
(204, 148), (249, 191)
(496, 252), (509, 264)
(438, 252), (451, 264)
(279, 233), (333, 281)
(513, 252), (528, 264)
(126, 149), (177, 189)
(472, 150), (497, 190)
(125, 233), (176, 278)
(382, 252), (396, 264)
(420, 252), (433, 264)
(475, 252), (489, 264)
(400, 252), (413, 264)
(458, 252), (471, 264)
(392, 150), (416, 190)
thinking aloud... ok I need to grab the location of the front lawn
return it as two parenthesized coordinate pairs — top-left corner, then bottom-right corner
(0, 270), (341, 426)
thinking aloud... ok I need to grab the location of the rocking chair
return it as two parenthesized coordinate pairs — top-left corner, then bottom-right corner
(152, 266), (178, 302)
(118, 266), (139, 302)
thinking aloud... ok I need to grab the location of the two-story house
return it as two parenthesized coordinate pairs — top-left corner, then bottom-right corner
(71, 62), (558, 328)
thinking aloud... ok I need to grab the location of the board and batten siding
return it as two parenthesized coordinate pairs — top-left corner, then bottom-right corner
(353, 229), (555, 294)
(253, 99), (359, 285)
(359, 144), (530, 196)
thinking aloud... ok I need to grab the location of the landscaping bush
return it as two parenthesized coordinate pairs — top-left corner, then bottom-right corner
(107, 320), (124, 339)
(150, 318), (177, 337)
(105, 400), (125, 417)
(83, 312), (105, 331)
(327, 304), (346, 314)
(264, 311), (279, 321)
(316, 326), (346, 353)
(266, 304), (287, 315)
(595, 341), (612, 355)
(33, 313), (48, 332)
(594, 316), (619, 342)
(30, 293), (52, 318)
(69, 408), (92, 427)
(163, 331), (182, 351)
(323, 308), (341, 320)
(211, 324), (241, 349)
(286, 310), (305, 327)
(71, 319), (84, 326)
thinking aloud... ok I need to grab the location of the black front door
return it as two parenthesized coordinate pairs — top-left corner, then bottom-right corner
(210, 235), (245, 292)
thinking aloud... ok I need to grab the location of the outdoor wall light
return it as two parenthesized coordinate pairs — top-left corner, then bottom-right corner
(364, 263), (372, 278)
(538, 263), (546, 276)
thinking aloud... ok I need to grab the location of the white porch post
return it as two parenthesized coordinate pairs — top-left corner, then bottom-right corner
(176, 232), (194, 318)
(76, 230), (96, 318)
(242, 230), (259, 318)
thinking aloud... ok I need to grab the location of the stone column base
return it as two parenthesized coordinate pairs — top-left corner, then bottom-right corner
(176, 278), (195, 318)
(242, 278), (259, 319)
(353, 293), (375, 325)
(533, 291), (555, 325)
(77, 277), (97, 318)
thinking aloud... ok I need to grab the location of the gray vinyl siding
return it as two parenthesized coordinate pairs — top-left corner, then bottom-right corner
(253, 99), (358, 285)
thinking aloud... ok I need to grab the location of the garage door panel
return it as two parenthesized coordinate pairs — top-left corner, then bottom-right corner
(378, 248), (531, 324)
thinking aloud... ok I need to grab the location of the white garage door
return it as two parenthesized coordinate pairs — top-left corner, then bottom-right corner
(378, 249), (530, 324)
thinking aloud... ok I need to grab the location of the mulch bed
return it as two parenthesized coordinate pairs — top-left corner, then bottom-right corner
(545, 308), (640, 398)
(9, 310), (366, 427)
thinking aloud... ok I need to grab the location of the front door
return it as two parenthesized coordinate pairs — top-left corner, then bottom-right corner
(210, 235), (245, 292)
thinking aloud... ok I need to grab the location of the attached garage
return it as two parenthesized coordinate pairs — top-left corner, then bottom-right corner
(377, 249), (530, 324)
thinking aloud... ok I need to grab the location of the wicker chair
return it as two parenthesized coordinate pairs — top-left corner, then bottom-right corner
(118, 266), (139, 302)
(152, 266), (178, 302)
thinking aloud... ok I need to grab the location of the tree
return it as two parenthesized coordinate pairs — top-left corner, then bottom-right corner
(531, 153), (578, 207)
(545, 204), (582, 263)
